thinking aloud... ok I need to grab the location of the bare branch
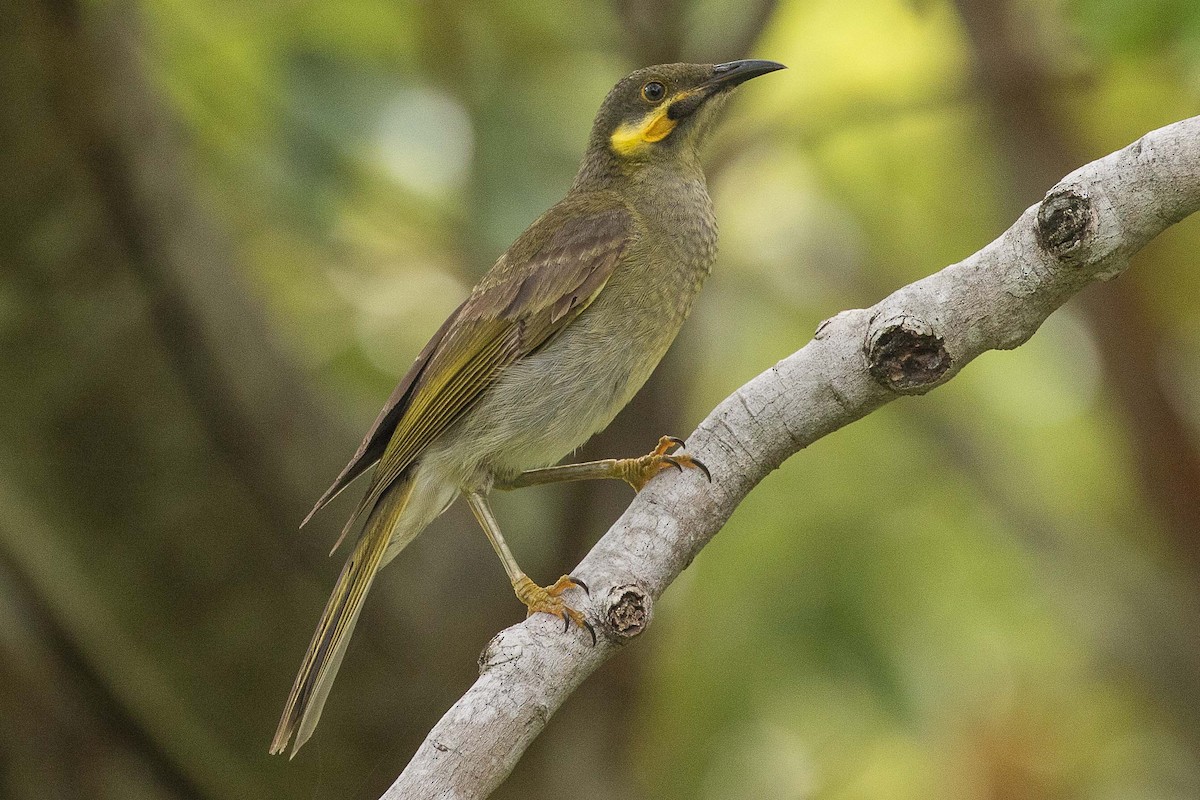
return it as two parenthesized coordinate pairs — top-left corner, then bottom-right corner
(383, 116), (1200, 799)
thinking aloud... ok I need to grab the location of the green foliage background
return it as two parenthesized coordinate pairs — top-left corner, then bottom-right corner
(4, 0), (1200, 797)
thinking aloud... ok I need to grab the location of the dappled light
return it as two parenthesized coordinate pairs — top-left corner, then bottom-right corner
(4, 0), (1200, 797)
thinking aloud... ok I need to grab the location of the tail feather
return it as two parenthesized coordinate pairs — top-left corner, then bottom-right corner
(270, 474), (416, 757)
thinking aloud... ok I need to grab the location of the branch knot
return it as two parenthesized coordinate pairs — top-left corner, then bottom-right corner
(865, 315), (952, 394)
(604, 584), (650, 639)
(478, 631), (524, 674)
(1036, 185), (1096, 260)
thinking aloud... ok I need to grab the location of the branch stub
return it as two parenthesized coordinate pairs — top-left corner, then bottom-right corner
(1035, 185), (1096, 260)
(604, 584), (650, 639)
(865, 315), (952, 394)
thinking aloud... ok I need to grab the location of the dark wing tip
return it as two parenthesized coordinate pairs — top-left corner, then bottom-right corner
(299, 501), (325, 529)
(299, 481), (341, 528)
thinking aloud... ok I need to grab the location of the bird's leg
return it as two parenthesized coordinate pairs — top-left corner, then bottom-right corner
(464, 491), (595, 643)
(498, 435), (711, 492)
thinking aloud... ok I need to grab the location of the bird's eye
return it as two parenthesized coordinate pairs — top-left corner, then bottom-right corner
(641, 81), (666, 103)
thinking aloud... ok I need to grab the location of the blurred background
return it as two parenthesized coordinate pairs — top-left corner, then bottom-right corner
(4, 0), (1200, 797)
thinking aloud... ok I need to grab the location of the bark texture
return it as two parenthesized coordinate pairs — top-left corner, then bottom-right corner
(384, 116), (1200, 799)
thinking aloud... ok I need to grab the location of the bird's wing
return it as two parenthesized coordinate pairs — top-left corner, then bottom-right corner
(309, 196), (637, 540)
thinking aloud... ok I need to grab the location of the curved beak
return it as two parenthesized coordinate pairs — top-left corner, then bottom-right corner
(707, 59), (788, 90)
(667, 59), (786, 121)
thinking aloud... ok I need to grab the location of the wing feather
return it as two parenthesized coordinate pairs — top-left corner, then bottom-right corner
(314, 195), (636, 542)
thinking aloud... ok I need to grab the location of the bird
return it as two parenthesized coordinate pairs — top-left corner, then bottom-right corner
(271, 59), (785, 757)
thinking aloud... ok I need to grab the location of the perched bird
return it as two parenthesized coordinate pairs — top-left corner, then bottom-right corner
(271, 59), (785, 757)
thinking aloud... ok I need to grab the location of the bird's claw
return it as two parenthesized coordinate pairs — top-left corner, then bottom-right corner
(618, 435), (711, 490)
(514, 575), (595, 645)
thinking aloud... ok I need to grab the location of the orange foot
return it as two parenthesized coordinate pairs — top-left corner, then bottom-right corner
(617, 435), (712, 491)
(514, 574), (596, 644)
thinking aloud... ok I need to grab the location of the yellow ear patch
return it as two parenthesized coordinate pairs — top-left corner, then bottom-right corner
(610, 107), (678, 156)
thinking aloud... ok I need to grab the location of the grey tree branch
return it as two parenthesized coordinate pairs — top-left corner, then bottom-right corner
(383, 116), (1200, 799)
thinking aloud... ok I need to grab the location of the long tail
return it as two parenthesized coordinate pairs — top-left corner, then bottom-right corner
(270, 473), (416, 757)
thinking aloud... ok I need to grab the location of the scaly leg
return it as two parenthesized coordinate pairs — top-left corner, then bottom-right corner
(499, 436), (711, 492)
(464, 491), (595, 643)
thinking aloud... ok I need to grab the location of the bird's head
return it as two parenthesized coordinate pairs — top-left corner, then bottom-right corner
(586, 60), (785, 169)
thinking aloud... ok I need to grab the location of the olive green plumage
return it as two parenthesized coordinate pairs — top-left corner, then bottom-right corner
(272, 59), (784, 757)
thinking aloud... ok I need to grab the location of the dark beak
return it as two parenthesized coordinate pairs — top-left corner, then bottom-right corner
(708, 59), (788, 89)
(668, 59), (786, 120)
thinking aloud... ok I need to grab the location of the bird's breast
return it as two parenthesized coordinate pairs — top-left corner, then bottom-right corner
(433, 173), (718, 485)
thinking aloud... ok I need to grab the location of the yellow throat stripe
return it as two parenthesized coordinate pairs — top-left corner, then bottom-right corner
(610, 104), (680, 156)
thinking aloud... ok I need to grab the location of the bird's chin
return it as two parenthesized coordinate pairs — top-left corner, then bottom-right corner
(679, 93), (731, 148)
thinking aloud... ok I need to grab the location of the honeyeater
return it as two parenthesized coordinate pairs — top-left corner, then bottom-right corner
(271, 59), (785, 756)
